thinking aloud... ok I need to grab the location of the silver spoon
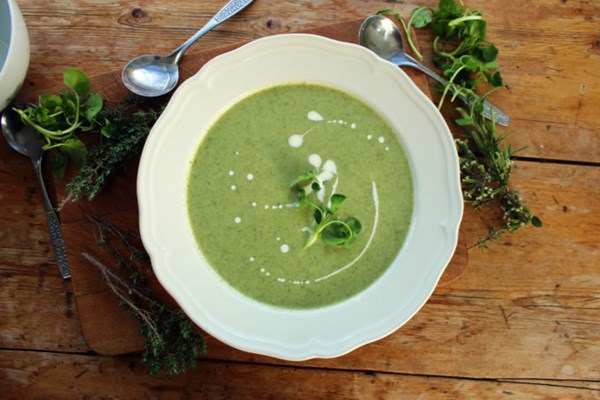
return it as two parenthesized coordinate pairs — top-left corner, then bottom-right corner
(122, 0), (254, 97)
(1, 103), (71, 280)
(359, 15), (510, 126)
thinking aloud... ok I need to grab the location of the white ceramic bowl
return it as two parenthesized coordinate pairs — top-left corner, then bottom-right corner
(138, 34), (463, 361)
(0, 0), (30, 112)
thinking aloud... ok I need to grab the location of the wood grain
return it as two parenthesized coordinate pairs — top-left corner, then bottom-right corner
(1, 0), (599, 397)
(2, 350), (597, 400)
(17, 0), (600, 164)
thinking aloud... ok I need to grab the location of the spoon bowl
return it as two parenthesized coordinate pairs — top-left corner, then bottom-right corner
(358, 15), (510, 126)
(122, 0), (254, 97)
(122, 54), (179, 98)
(1, 103), (71, 279)
(1, 102), (44, 158)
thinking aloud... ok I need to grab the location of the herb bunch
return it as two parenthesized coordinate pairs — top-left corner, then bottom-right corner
(14, 69), (109, 178)
(82, 216), (205, 376)
(454, 102), (542, 247)
(290, 171), (362, 249)
(380, 0), (502, 95)
(64, 104), (161, 203)
(380, 0), (541, 247)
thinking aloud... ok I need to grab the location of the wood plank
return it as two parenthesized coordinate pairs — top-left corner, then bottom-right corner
(2, 159), (598, 381)
(15, 0), (600, 164)
(0, 272), (89, 353)
(1, 350), (597, 399)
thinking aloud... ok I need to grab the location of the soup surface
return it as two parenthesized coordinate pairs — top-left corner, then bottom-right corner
(187, 83), (413, 309)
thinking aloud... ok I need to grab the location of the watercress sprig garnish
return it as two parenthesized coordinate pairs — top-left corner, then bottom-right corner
(290, 171), (361, 249)
(14, 69), (109, 178)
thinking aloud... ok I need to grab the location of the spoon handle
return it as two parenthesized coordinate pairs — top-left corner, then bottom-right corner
(33, 158), (71, 280)
(401, 53), (510, 126)
(171, 0), (254, 63)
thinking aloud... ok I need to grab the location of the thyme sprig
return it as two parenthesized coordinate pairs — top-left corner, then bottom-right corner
(63, 103), (162, 204)
(454, 102), (542, 248)
(83, 216), (206, 376)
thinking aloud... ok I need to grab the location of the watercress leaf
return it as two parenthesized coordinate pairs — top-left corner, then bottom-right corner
(329, 194), (346, 213)
(100, 119), (115, 138)
(63, 68), (91, 98)
(467, 19), (486, 43)
(480, 44), (498, 62)
(290, 170), (317, 190)
(531, 215), (543, 228)
(31, 106), (59, 129)
(490, 71), (503, 87)
(313, 208), (323, 224)
(460, 55), (483, 70)
(39, 94), (64, 112)
(298, 189), (307, 204)
(345, 217), (362, 235)
(482, 62), (498, 74)
(51, 152), (69, 179)
(343, 234), (356, 248)
(84, 93), (103, 122)
(321, 221), (350, 247)
(60, 137), (88, 168)
(410, 8), (432, 28)
(60, 92), (79, 123)
(438, 0), (460, 17)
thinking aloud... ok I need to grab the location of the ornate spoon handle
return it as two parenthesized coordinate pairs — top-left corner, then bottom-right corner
(33, 158), (71, 280)
(171, 0), (255, 63)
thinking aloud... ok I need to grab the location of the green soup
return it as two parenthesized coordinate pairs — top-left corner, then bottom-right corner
(187, 84), (413, 309)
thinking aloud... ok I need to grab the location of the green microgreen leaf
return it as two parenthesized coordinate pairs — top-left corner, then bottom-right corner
(329, 194), (346, 213)
(410, 7), (432, 28)
(290, 171), (361, 249)
(51, 152), (69, 179)
(15, 68), (106, 178)
(84, 93), (103, 122)
(63, 68), (91, 98)
(60, 137), (88, 169)
(290, 170), (318, 191)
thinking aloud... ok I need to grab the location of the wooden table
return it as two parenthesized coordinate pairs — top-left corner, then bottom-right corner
(1, 0), (598, 398)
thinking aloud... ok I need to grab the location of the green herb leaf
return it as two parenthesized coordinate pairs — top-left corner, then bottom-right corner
(84, 93), (103, 122)
(60, 137), (88, 169)
(345, 216), (362, 235)
(410, 8), (432, 28)
(51, 152), (69, 179)
(16, 69), (106, 178)
(63, 68), (91, 98)
(329, 194), (346, 213)
(290, 170), (318, 191)
(39, 94), (64, 111)
(321, 221), (352, 247)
